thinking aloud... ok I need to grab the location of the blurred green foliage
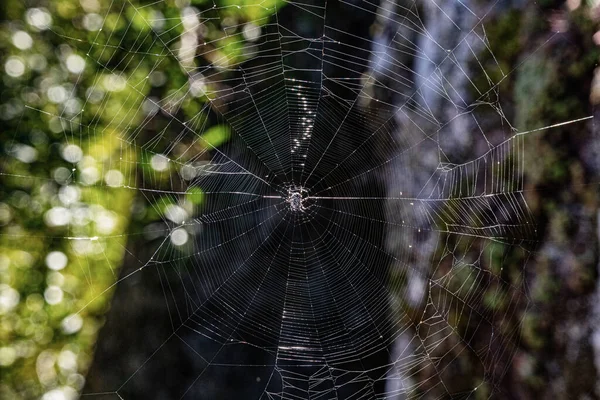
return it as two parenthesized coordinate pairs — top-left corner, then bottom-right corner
(0, 0), (280, 398)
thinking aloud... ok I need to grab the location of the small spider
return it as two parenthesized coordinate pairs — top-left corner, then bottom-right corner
(288, 191), (303, 211)
(286, 187), (309, 212)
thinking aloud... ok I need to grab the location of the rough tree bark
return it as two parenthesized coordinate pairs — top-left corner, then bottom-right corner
(374, 0), (600, 398)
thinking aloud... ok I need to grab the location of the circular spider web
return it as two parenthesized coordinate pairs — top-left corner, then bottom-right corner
(14, 0), (590, 398)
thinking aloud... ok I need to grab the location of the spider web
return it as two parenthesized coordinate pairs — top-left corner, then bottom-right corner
(8, 0), (593, 398)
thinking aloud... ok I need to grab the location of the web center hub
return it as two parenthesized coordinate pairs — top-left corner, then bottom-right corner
(286, 186), (310, 212)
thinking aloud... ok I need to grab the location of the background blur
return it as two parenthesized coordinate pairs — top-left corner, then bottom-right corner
(1, 0), (599, 399)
